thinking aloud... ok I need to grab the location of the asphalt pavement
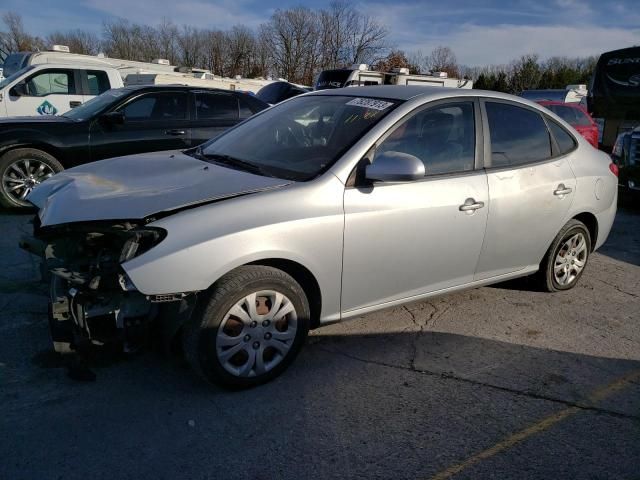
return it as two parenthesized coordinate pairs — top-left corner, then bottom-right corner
(1, 208), (639, 480)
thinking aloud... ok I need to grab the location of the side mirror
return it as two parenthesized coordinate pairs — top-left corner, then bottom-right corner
(365, 151), (425, 183)
(100, 111), (125, 126)
(10, 82), (27, 97)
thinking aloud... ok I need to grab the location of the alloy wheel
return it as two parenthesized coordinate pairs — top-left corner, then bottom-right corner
(553, 232), (588, 286)
(2, 158), (54, 205)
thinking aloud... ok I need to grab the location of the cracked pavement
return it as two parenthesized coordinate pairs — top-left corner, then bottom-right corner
(1, 208), (639, 480)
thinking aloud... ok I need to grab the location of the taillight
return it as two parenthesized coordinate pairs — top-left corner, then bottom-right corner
(609, 162), (619, 177)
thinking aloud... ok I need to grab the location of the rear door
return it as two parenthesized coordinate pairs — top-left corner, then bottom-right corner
(89, 90), (191, 160)
(5, 67), (84, 116)
(191, 91), (241, 146)
(474, 100), (577, 280)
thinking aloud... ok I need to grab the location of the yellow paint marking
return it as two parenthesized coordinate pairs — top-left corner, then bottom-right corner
(429, 369), (640, 480)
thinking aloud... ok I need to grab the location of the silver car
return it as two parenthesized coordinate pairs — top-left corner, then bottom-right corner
(24, 86), (618, 388)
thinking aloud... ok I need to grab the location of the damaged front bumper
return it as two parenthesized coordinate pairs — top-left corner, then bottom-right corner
(21, 218), (197, 354)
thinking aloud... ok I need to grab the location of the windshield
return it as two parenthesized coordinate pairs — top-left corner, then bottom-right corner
(198, 95), (400, 181)
(520, 90), (567, 102)
(0, 65), (35, 90)
(546, 104), (592, 126)
(62, 88), (130, 121)
(1, 52), (32, 78)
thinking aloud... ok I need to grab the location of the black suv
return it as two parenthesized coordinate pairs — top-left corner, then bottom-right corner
(0, 85), (268, 208)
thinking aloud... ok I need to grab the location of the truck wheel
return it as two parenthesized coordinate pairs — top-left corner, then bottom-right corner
(0, 148), (63, 209)
(182, 266), (310, 389)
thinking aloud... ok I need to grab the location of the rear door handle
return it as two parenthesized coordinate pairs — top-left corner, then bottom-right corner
(553, 184), (573, 196)
(165, 129), (186, 136)
(459, 198), (485, 212)
(69, 101), (81, 108)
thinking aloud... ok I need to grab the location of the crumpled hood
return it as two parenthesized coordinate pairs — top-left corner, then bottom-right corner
(29, 150), (292, 227)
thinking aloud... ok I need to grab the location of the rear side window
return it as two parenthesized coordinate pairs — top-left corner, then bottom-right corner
(24, 69), (76, 96)
(86, 70), (111, 95)
(195, 93), (239, 120)
(120, 92), (187, 121)
(547, 119), (577, 155)
(486, 102), (552, 167)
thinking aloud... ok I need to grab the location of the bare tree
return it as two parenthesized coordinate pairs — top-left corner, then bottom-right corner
(425, 46), (459, 77)
(0, 12), (45, 60)
(46, 30), (102, 55)
(266, 7), (320, 84)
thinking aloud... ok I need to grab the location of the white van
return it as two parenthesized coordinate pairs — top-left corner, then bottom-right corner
(0, 62), (123, 117)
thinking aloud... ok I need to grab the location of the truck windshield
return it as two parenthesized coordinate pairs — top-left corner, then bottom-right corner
(2, 52), (32, 78)
(62, 88), (129, 121)
(198, 95), (400, 181)
(0, 65), (35, 90)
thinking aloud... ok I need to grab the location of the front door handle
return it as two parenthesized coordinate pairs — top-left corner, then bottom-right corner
(554, 184), (573, 196)
(69, 101), (82, 108)
(459, 198), (485, 212)
(165, 129), (186, 136)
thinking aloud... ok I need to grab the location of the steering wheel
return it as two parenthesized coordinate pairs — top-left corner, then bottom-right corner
(274, 118), (310, 147)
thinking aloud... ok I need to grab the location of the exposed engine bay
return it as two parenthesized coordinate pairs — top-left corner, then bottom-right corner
(21, 218), (196, 357)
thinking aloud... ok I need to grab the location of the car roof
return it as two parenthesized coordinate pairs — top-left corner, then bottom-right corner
(123, 84), (237, 94)
(308, 85), (540, 105)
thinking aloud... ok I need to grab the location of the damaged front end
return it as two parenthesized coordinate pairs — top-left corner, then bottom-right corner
(21, 218), (196, 355)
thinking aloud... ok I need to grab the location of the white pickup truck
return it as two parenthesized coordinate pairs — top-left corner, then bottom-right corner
(0, 63), (123, 117)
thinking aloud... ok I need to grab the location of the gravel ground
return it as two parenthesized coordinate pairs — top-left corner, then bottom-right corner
(1, 208), (639, 480)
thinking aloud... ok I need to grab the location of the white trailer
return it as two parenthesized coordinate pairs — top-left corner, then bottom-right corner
(315, 64), (473, 90)
(124, 72), (274, 94)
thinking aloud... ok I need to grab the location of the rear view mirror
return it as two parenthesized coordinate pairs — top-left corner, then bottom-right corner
(10, 82), (27, 97)
(100, 111), (125, 126)
(365, 151), (425, 183)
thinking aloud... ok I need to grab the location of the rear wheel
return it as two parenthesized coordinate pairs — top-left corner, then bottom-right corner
(0, 148), (63, 208)
(183, 266), (310, 389)
(538, 219), (591, 292)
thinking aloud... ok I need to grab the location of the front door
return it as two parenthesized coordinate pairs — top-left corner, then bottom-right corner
(341, 100), (489, 313)
(474, 100), (577, 280)
(89, 90), (192, 161)
(5, 68), (83, 117)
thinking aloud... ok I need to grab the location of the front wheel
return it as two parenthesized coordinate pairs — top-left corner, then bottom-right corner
(183, 266), (310, 389)
(538, 219), (591, 292)
(0, 148), (63, 208)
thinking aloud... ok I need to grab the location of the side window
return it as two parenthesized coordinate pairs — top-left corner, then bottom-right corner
(238, 96), (256, 118)
(120, 92), (187, 121)
(24, 70), (76, 96)
(86, 70), (111, 95)
(547, 118), (577, 155)
(195, 93), (239, 120)
(374, 101), (476, 176)
(485, 102), (552, 167)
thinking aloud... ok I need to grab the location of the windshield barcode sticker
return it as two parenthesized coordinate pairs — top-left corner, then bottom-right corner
(346, 98), (394, 110)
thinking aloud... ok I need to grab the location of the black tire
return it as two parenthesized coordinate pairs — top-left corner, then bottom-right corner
(182, 266), (310, 389)
(538, 219), (592, 292)
(0, 148), (64, 209)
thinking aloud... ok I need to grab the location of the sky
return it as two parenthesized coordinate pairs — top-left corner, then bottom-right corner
(1, 0), (639, 66)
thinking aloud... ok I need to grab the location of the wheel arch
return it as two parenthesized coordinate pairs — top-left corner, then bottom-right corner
(245, 258), (322, 329)
(572, 212), (598, 251)
(0, 142), (66, 166)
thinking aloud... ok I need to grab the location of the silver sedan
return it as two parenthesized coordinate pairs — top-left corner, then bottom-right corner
(25, 86), (618, 388)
